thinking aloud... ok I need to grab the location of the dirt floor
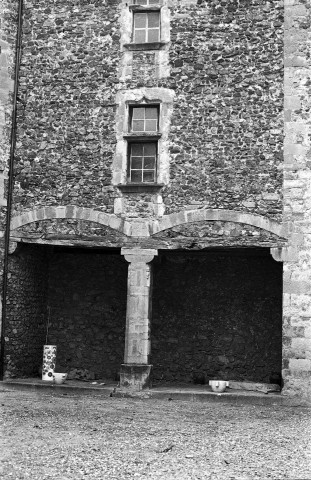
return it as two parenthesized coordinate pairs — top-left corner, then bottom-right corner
(0, 387), (310, 480)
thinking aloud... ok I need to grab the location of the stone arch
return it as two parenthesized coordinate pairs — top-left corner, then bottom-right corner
(10, 205), (124, 233)
(151, 209), (287, 239)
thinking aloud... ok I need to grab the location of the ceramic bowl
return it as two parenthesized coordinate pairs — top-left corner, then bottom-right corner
(53, 373), (68, 385)
(209, 380), (229, 393)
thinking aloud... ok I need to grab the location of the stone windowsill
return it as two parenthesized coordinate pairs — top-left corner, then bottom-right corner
(117, 183), (164, 193)
(123, 133), (162, 141)
(123, 41), (167, 51)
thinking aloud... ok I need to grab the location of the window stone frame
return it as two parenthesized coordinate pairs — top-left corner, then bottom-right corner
(119, 0), (170, 80)
(112, 88), (174, 193)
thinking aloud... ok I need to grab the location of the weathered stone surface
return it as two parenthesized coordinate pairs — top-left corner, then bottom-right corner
(12, 218), (127, 244)
(281, 0), (311, 401)
(122, 249), (157, 364)
(4, 245), (48, 378)
(9, 0), (283, 223)
(13, 0), (121, 214)
(120, 363), (152, 390)
(160, 0), (283, 218)
(152, 221), (287, 249)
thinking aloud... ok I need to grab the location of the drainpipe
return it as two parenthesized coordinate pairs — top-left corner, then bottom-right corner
(0, 0), (23, 380)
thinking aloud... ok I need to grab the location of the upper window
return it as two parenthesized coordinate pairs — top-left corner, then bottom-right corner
(130, 106), (159, 133)
(133, 12), (160, 43)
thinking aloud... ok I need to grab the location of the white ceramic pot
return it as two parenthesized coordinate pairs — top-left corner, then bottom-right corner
(42, 345), (57, 381)
(53, 373), (68, 385)
(209, 380), (229, 393)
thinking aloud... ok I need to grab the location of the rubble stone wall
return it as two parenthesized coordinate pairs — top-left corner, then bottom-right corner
(152, 251), (283, 384)
(13, 0), (283, 224)
(160, 0), (283, 218)
(0, 0), (16, 226)
(0, 0), (18, 301)
(5, 244), (48, 377)
(13, 0), (121, 215)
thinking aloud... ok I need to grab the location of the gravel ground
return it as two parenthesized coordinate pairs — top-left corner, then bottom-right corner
(0, 388), (310, 480)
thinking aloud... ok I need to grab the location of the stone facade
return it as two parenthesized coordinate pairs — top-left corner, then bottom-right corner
(11, 0), (282, 221)
(0, 0), (310, 403)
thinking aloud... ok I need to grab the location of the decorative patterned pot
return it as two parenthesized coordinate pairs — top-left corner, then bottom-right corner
(42, 345), (57, 381)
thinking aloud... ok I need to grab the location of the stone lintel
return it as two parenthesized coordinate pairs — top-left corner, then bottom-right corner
(120, 364), (152, 390)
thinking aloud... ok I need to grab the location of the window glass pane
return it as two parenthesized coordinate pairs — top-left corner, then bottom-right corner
(131, 170), (143, 183)
(148, 12), (160, 27)
(143, 171), (155, 182)
(145, 107), (158, 119)
(144, 157), (155, 169)
(134, 13), (147, 28)
(134, 29), (146, 43)
(149, 0), (159, 4)
(132, 120), (145, 131)
(131, 157), (143, 169)
(144, 143), (156, 155)
(147, 28), (160, 42)
(131, 144), (143, 156)
(132, 108), (145, 119)
(145, 119), (157, 131)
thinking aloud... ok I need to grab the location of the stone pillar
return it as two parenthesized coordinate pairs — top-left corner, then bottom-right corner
(282, 0), (311, 404)
(120, 248), (157, 389)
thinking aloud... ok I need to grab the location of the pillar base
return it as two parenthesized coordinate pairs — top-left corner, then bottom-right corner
(120, 364), (152, 390)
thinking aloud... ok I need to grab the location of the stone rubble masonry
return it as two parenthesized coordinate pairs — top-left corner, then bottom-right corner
(10, 0), (283, 224)
(159, 0), (283, 219)
(282, 0), (311, 402)
(13, 0), (121, 216)
(11, 218), (288, 251)
(0, 0), (15, 219)
(0, 0), (18, 355)
(4, 244), (48, 378)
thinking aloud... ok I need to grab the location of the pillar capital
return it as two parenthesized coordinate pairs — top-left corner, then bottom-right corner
(121, 248), (158, 264)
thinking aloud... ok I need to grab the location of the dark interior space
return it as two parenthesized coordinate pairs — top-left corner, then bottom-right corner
(151, 249), (283, 385)
(47, 248), (127, 380)
(6, 244), (128, 380)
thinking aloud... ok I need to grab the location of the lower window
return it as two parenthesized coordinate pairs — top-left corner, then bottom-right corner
(128, 142), (157, 183)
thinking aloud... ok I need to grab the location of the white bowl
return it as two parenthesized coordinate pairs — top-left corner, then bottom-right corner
(209, 380), (229, 393)
(53, 373), (68, 385)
